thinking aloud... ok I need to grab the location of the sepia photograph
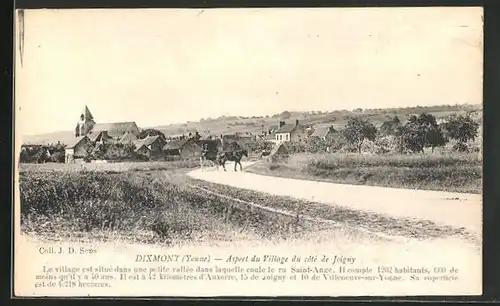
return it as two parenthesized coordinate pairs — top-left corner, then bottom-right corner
(14, 7), (483, 297)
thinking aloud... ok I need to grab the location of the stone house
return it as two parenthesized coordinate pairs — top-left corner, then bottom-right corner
(163, 137), (202, 160)
(133, 135), (166, 159)
(274, 119), (308, 143)
(64, 135), (93, 163)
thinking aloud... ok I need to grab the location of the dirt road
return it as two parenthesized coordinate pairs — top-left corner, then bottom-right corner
(188, 162), (482, 234)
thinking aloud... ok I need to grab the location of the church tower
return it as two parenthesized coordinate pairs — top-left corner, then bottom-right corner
(75, 105), (96, 137)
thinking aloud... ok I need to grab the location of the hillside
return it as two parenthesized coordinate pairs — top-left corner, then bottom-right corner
(21, 104), (482, 146)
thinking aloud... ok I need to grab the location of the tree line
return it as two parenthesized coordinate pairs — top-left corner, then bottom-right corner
(284, 113), (480, 155)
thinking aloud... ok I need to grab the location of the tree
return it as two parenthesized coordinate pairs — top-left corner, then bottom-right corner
(280, 111), (291, 120)
(46, 143), (66, 163)
(138, 129), (166, 141)
(19, 145), (50, 163)
(443, 115), (480, 152)
(283, 140), (307, 154)
(397, 113), (446, 153)
(396, 121), (424, 153)
(341, 117), (377, 153)
(245, 138), (274, 153)
(379, 116), (402, 136)
(416, 113), (447, 152)
(306, 137), (328, 153)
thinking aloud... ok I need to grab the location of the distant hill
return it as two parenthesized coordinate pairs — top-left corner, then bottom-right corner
(21, 104), (482, 146)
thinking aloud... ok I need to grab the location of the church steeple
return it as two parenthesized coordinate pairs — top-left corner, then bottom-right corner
(83, 105), (95, 123)
(75, 105), (96, 137)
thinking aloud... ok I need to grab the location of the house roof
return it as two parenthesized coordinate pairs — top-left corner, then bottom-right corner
(88, 132), (101, 142)
(119, 131), (138, 143)
(88, 130), (109, 142)
(134, 144), (150, 152)
(143, 135), (161, 147)
(276, 123), (298, 133)
(311, 126), (336, 138)
(133, 135), (162, 149)
(91, 122), (139, 137)
(163, 138), (193, 150)
(65, 136), (89, 149)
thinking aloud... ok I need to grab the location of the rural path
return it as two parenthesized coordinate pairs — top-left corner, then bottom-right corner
(188, 162), (482, 234)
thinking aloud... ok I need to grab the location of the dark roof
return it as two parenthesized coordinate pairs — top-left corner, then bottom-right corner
(142, 135), (161, 147)
(65, 136), (90, 149)
(311, 126), (336, 138)
(276, 123), (298, 133)
(133, 135), (162, 149)
(163, 138), (194, 150)
(91, 122), (139, 137)
(119, 131), (138, 144)
(88, 130), (109, 142)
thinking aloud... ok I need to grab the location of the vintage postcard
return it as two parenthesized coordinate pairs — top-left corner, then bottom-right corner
(13, 7), (483, 297)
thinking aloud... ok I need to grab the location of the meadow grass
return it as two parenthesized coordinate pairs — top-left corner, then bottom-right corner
(18, 168), (323, 246)
(247, 152), (482, 194)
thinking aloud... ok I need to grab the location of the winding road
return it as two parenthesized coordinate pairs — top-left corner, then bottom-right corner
(188, 162), (482, 234)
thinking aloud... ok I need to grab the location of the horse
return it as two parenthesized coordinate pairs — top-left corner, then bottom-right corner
(217, 149), (248, 172)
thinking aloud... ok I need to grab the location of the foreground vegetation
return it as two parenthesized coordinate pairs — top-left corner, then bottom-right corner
(247, 152), (482, 194)
(19, 168), (324, 245)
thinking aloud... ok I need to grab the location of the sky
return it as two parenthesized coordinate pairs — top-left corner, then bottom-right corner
(15, 7), (483, 136)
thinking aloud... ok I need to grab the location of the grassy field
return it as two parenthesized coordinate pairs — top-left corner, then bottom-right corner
(246, 152), (482, 194)
(19, 165), (331, 246)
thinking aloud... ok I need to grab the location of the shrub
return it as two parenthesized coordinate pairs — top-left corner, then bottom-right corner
(373, 135), (400, 154)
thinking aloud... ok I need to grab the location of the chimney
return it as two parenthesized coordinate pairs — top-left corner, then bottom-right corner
(296, 119), (299, 126)
(279, 121), (285, 128)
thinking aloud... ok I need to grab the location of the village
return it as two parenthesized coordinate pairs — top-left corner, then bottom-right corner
(19, 104), (482, 165)
(20, 105), (324, 164)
